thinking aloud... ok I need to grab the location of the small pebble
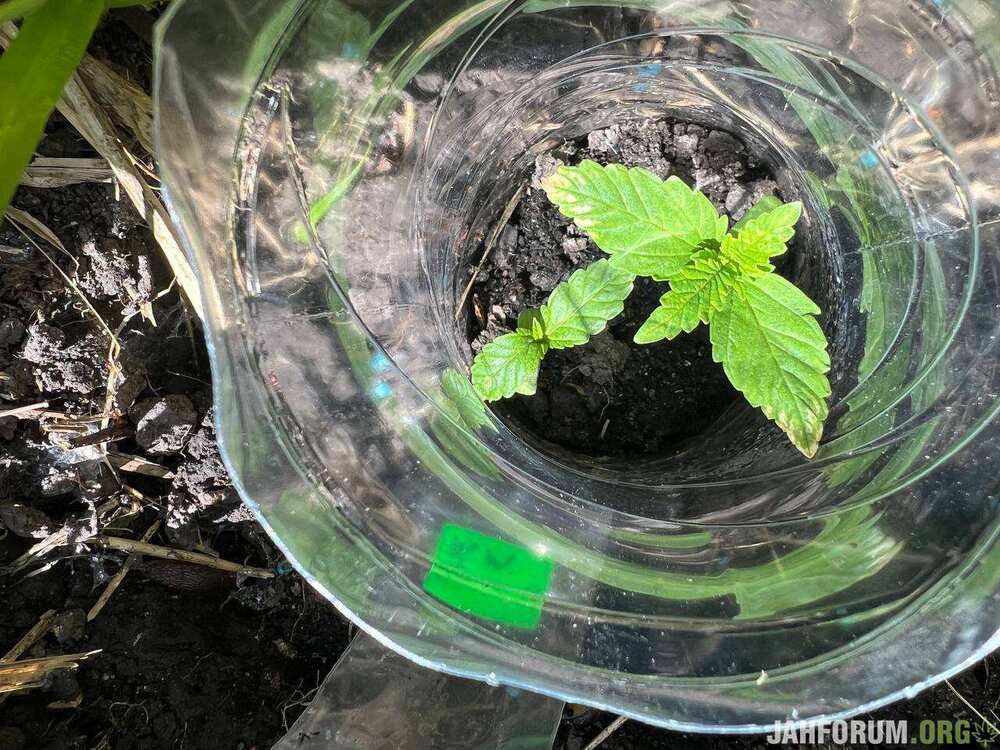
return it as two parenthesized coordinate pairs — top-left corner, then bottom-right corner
(587, 128), (620, 154)
(0, 318), (25, 349)
(0, 502), (55, 539)
(130, 395), (198, 456)
(531, 154), (564, 190)
(674, 134), (699, 158)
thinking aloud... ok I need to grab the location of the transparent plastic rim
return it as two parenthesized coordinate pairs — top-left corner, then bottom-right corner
(154, 0), (1000, 732)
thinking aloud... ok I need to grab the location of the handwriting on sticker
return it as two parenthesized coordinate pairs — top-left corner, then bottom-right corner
(423, 524), (554, 629)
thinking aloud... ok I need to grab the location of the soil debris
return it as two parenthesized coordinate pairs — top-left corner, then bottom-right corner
(129, 394), (197, 456)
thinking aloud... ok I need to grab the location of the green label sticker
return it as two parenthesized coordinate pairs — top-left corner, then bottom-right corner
(423, 524), (553, 629)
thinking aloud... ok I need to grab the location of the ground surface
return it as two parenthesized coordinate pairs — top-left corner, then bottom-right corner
(0, 11), (998, 750)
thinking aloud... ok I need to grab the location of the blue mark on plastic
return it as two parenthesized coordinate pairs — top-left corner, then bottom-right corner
(638, 62), (662, 79)
(633, 63), (661, 91)
(371, 381), (393, 401)
(343, 42), (360, 59)
(859, 149), (879, 168)
(370, 351), (391, 373)
(274, 561), (294, 576)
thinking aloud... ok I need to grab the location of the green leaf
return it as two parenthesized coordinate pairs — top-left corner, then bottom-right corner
(542, 160), (727, 280)
(634, 249), (740, 344)
(722, 201), (802, 274)
(710, 273), (831, 457)
(0, 0), (46, 23)
(540, 258), (634, 349)
(0, 0), (105, 219)
(471, 332), (547, 401)
(731, 195), (782, 232)
(516, 308), (546, 342)
(440, 368), (493, 432)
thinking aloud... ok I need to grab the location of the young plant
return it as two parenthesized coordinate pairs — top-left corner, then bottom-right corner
(470, 258), (634, 400)
(471, 159), (831, 458)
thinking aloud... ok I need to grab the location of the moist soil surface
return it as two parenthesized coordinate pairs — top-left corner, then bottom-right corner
(0, 13), (996, 750)
(466, 119), (789, 458)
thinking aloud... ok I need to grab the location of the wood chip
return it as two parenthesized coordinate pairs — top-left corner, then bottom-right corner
(106, 451), (175, 480)
(21, 157), (113, 188)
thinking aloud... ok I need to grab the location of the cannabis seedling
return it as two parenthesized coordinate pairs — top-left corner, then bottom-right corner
(471, 159), (831, 457)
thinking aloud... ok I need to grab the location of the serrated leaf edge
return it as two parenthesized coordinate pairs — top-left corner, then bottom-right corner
(709, 276), (830, 457)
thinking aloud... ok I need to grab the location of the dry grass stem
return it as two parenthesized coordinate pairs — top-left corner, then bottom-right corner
(87, 519), (161, 621)
(0, 651), (101, 696)
(455, 187), (523, 321)
(583, 715), (628, 750)
(2, 498), (119, 577)
(6, 209), (120, 345)
(6, 206), (68, 254)
(77, 54), (154, 154)
(0, 609), (57, 663)
(106, 451), (175, 480)
(87, 535), (275, 579)
(0, 401), (49, 419)
(945, 679), (1000, 735)
(0, 609), (59, 707)
(21, 157), (113, 188)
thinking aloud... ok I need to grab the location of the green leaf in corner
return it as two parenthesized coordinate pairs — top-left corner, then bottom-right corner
(434, 369), (498, 479)
(471, 332), (546, 401)
(722, 201), (802, 274)
(440, 368), (493, 432)
(634, 248), (740, 344)
(709, 273), (831, 457)
(0, 0), (46, 23)
(731, 195), (782, 232)
(541, 160), (727, 280)
(540, 258), (634, 349)
(516, 308), (547, 343)
(0, 0), (105, 219)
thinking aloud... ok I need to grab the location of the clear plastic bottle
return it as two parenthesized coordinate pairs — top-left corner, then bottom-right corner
(156, 0), (1000, 733)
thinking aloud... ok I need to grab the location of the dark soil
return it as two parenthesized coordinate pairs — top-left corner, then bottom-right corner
(0, 175), (348, 750)
(465, 119), (786, 458)
(0, 14), (348, 747)
(0, 14), (995, 750)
